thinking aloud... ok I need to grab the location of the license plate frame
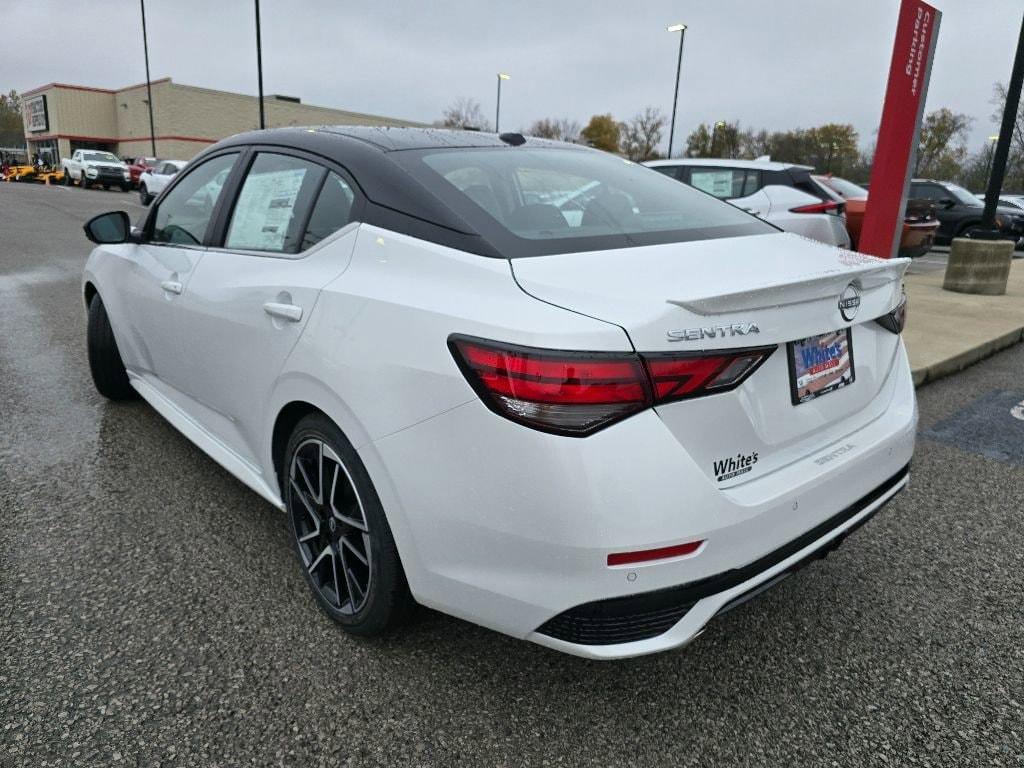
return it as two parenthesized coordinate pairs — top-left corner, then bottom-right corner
(787, 328), (855, 406)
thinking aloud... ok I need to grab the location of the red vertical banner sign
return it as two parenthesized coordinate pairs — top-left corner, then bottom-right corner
(860, 0), (941, 259)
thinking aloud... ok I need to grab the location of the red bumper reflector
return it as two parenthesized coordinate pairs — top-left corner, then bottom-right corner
(607, 540), (705, 567)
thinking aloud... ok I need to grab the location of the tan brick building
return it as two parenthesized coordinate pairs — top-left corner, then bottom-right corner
(21, 78), (423, 164)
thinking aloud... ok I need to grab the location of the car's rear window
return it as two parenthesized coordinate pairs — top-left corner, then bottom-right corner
(400, 147), (775, 257)
(816, 176), (868, 199)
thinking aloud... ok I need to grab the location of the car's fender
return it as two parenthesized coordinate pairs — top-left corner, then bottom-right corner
(262, 369), (427, 591)
(81, 245), (141, 369)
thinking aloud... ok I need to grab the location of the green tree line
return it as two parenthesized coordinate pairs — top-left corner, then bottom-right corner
(439, 80), (1024, 192)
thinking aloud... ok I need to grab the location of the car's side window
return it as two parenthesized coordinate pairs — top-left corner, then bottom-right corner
(224, 153), (325, 254)
(651, 166), (685, 182)
(301, 172), (357, 250)
(689, 167), (747, 199)
(740, 170), (761, 197)
(151, 152), (239, 246)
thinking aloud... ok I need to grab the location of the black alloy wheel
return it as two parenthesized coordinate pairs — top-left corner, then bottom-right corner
(283, 414), (414, 635)
(290, 437), (373, 615)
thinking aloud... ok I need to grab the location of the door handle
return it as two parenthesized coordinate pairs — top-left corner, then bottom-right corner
(263, 302), (303, 322)
(160, 279), (183, 295)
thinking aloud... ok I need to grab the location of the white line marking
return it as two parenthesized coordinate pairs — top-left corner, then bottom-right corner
(1012, 400), (1024, 421)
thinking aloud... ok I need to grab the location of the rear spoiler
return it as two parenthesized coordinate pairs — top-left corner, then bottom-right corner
(669, 257), (910, 316)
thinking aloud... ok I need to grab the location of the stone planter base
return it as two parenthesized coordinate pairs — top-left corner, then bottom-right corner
(942, 238), (1014, 295)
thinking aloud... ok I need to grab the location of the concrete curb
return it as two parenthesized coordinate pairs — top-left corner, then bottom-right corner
(911, 326), (1024, 388)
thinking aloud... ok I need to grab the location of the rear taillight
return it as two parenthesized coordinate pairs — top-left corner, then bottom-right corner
(449, 336), (774, 436)
(874, 292), (908, 334)
(790, 200), (843, 215)
(643, 350), (773, 404)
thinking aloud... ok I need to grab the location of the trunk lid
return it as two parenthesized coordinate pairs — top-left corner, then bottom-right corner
(511, 232), (910, 487)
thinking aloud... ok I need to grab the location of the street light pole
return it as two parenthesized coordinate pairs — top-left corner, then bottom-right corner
(139, 0), (156, 156)
(666, 23), (687, 158)
(255, 0), (265, 130)
(710, 120), (725, 157)
(981, 14), (1024, 234)
(496, 73), (510, 133)
(984, 135), (1000, 185)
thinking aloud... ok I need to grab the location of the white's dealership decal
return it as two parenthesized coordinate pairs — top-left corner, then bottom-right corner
(713, 451), (759, 482)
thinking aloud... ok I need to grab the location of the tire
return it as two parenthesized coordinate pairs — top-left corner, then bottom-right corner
(283, 413), (414, 635)
(102, 184), (110, 191)
(62, 170), (71, 186)
(86, 294), (137, 401)
(81, 174), (90, 189)
(139, 184), (152, 206)
(959, 222), (1015, 243)
(120, 182), (129, 192)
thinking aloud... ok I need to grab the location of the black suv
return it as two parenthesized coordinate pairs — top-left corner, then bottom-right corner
(909, 179), (1024, 246)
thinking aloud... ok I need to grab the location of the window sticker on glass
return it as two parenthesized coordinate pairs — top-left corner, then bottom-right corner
(690, 170), (738, 199)
(227, 167), (307, 251)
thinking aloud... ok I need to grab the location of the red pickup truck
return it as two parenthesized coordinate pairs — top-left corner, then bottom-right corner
(127, 157), (161, 188)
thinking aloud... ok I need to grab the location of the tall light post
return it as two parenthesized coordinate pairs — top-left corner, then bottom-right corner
(495, 73), (510, 133)
(666, 23), (687, 158)
(984, 134), (999, 183)
(981, 15), (1024, 235)
(710, 119), (726, 157)
(255, 0), (265, 129)
(139, 0), (156, 156)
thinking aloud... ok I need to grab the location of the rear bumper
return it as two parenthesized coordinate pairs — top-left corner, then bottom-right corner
(366, 339), (917, 659)
(899, 222), (939, 258)
(533, 464), (908, 654)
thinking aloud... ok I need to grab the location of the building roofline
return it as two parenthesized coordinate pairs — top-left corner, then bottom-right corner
(19, 78), (424, 126)
(20, 78), (173, 98)
(25, 132), (217, 145)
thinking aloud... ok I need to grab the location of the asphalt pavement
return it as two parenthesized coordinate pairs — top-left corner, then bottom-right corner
(2, 182), (1022, 767)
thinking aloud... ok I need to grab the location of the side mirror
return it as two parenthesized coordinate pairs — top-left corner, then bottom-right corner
(939, 197), (957, 209)
(83, 211), (135, 244)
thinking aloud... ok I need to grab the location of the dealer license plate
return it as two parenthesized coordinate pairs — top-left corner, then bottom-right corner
(787, 329), (855, 405)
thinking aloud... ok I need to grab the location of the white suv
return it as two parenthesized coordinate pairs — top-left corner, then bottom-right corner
(645, 158), (852, 249)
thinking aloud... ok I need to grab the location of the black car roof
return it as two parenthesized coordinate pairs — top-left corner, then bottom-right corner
(216, 125), (576, 153)
(194, 126), (588, 258)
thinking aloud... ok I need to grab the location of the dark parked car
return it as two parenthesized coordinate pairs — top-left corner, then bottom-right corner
(909, 179), (1024, 246)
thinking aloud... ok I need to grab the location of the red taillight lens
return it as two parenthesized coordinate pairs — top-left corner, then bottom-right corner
(642, 350), (772, 404)
(450, 337), (651, 435)
(790, 200), (841, 215)
(450, 336), (775, 436)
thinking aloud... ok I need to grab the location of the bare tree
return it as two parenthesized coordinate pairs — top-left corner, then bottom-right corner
(527, 117), (581, 143)
(620, 107), (666, 162)
(440, 98), (491, 131)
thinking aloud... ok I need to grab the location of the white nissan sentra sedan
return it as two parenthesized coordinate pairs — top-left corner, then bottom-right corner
(81, 127), (916, 659)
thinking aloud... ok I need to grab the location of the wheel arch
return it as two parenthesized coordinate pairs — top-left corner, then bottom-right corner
(266, 386), (423, 591)
(956, 218), (982, 237)
(83, 280), (97, 310)
(271, 400), (326, 491)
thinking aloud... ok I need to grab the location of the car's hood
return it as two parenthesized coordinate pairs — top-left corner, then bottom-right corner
(85, 162), (127, 169)
(510, 232), (909, 352)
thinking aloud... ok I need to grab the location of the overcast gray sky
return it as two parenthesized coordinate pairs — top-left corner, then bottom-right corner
(3, 0), (1019, 153)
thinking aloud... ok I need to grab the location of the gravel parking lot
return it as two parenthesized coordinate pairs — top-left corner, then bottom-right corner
(2, 182), (1022, 767)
